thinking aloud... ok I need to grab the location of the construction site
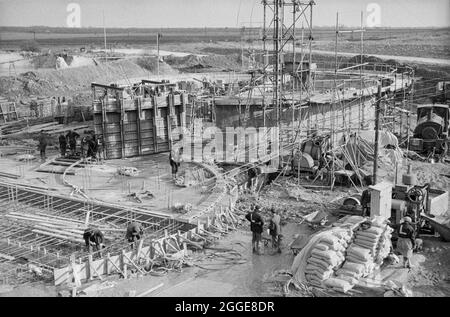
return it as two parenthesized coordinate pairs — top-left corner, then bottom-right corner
(0, 0), (449, 298)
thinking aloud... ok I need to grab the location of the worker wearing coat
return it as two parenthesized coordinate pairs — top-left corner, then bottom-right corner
(58, 134), (67, 157)
(66, 130), (80, 156)
(83, 228), (105, 253)
(169, 146), (183, 179)
(38, 130), (47, 161)
(268, 208), (282, 253)
(397, 216), (416, 269)
(245, 205), (264, 254)
(126, 222), (144, 248)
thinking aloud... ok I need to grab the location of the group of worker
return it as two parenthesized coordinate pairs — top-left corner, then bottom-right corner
(37, 129), (100, 162)
(244, 203), (419, 269)
(59, 130), (99, 159)
(83, 222), (144, 253)
(245, 205), (282, 255)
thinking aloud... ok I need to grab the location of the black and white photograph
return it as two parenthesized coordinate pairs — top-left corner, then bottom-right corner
(0, 0), (449, 302)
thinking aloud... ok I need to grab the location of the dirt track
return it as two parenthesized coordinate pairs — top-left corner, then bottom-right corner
(310, 49), (450, 66)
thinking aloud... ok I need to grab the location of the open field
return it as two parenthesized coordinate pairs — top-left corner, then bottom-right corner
(1, 26), (450, 60)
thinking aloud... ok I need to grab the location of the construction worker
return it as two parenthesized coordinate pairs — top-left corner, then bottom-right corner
(397, 216), (416, 269)
(126, 222), (144, 247)
(247, 165), (258, 191)
(245, 205), (264, 255)
(30, 99), (39, 117)
(80, 135), (87, 158)
(58, 133), (67, 157)
(83, 228), (105, 253)
(87, 132), (98, 159)
(37, 130), (47, 161)
(169, 146), (183, 179)
(268, 208), (282, 253)
(66, 130), (80, 156)
(361, 189), (371, 217)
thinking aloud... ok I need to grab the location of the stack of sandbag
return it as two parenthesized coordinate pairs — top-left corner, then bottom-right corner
(371, 217), (394, 265)
(304, 229), (352, 286)
(323, 277), (354, 293)
(354, 226), (384, 256)
(345, 244), (376, 276)
(335, 261), (366, 284)
(339, 217), (393, 279)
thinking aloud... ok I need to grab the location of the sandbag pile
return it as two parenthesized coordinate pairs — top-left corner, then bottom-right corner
(336, 217), (393, 281)
(293, 216), (394, 294)
(304, 229), (352, 288)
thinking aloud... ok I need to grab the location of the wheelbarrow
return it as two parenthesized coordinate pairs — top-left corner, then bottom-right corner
(290, 233), (309, 255)
(261, 230), (284, 250)
(301, 210), (329, 230)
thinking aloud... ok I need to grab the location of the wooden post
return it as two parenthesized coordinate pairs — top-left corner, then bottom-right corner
(136, 97), (143, 155)
(88, 255), (93, 281)
(177, 230), (182, 246)
(149, 241), (155, 260)
(71, 257), (81, 288)
(119, 91), (126, 158)
(136, 239), (144, 259)
(373, 84), (382, 185)
(105, 252), (111, 275)
(122, 250), (128, 279)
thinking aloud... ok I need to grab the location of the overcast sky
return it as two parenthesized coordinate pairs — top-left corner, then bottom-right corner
(0, 0), (449, 28)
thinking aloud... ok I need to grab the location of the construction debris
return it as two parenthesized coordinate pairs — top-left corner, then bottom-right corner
(118, 166), (140, 177)
(172, 202), (193, 214)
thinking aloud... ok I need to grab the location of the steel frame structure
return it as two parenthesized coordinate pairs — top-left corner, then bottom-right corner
(261, 0), (315, 131)
(0, 181), (194, 284)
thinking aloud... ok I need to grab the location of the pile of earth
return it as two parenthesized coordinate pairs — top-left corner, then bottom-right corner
(164, 53), (247, 72)
(0, 58), (176, 99)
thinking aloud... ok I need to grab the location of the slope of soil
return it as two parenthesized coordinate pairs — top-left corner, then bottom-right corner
(0, 58), (177, 99)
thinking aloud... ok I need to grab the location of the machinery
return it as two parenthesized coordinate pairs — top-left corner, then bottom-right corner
(434, 81), (450, 104)
(292, 135), (331, 174)
(338, 170), (448, 234)
(409, 104), (449, 160)
(391, 183), (430, 225)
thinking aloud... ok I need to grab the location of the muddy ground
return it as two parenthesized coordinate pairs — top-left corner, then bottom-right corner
(0, 157), (448, 297)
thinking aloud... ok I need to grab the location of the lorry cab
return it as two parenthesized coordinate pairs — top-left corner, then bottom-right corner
(410, 104), (449, 155)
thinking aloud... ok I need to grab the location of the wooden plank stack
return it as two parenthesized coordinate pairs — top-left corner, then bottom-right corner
(5, 212), (123, 243)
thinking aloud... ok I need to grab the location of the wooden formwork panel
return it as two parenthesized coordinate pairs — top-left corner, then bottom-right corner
(93, 92), (187, 160)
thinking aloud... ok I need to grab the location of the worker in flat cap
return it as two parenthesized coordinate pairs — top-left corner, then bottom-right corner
(397, 216), (416, 269)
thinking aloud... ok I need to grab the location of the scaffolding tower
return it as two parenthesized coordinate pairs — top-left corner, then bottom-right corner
(261, 0), (315, 131)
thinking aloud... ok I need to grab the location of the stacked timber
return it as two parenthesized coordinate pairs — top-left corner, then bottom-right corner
(5, 212), (123, 243)
(0, 117), (54, 135)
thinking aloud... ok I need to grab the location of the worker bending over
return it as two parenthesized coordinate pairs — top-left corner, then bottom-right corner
(83, 228), (105, 253)
(126, 222), (144, 247)
(245, 205), (264, 255)
(397, 216), (416, 269)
